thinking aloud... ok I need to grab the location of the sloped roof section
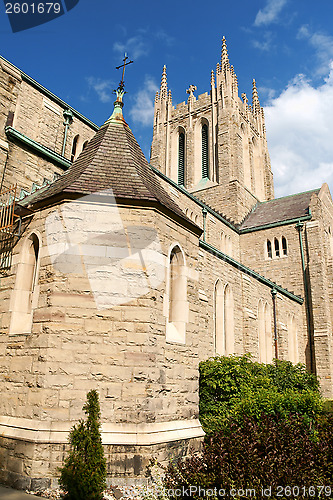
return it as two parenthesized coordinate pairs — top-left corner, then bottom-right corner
(20, 111), (192, 226)
(239, 189), (319, 231)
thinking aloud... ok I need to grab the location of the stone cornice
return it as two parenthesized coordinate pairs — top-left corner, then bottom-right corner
(0, 416), (204, 445)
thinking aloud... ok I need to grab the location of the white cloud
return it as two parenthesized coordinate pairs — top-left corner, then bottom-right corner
(155, 29), (175, 46)
(297, 25), (333, 76)
(252, 31), (274, 52)
(264, 63), (333, 197)
(86, 77), (114, 103)
(254, 0), (287, 27)
(129, 76), (158, 127)
(113, 35), (148, 60)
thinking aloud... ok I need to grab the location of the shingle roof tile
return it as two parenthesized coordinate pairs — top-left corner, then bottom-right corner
(239, 189), (319, 230)
(21, 116), (193, 226)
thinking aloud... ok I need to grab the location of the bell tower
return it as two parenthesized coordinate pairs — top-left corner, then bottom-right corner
(150, 37), (274, 224)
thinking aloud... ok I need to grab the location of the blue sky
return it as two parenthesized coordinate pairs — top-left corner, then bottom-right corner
(1, 0), (333, 198)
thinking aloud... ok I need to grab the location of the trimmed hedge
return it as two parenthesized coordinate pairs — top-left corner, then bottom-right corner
(164, 413), (333, 499)
(199, 355), (322, 433)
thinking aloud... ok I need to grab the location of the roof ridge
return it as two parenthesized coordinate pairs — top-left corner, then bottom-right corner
(259, 188), (320, 205)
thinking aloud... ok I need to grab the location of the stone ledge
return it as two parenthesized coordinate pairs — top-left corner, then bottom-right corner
(0, 416), (204, 445)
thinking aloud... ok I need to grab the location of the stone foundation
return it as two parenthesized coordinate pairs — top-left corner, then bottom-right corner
(0, 418), (204, 490)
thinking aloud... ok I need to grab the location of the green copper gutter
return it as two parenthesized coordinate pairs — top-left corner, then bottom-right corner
(240, 212), (312, 233)
(151, 166), (314, 235)
(0, 55), (99, 131)
(199, 239), (304, 304)
(151, 165), (237, 232)
(5, 126), (72, 170)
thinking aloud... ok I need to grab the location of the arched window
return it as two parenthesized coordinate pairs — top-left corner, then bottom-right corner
(82, 140), (89, 151)
(224, 284), (234, 355)
(282, 236), (288, 256)
(166, 245), (187, 343)
(178, 132), (185, 186)
(9, 233), (40, 335)
(329, 227), (333, 256)
(202, 124), (209, 179)
(214, 282), (234, 355)
(227, 235), (232, 256)
(274, 238), (280, 257)
(258, 300), (272, 363)
(220, 231), (225, 253)
(214, 281), (224, 354)
(267, 240), (272, 259)
(71, 134), (79, 162)
(287, 314), (298, 363)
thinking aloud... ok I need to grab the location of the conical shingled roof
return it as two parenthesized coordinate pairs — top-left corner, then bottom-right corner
(21, 102), (193, 227)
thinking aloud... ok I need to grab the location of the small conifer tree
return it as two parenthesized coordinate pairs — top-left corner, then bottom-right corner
(59, 389), (107, 500)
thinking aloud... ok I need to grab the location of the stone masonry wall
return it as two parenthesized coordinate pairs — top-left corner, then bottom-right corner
(0, 58), (96, 194)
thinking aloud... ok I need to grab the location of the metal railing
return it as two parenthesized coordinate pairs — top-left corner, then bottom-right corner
(0, 184), (17, 237)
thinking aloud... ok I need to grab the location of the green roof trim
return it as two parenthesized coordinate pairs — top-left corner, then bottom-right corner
(199, 239), (304, 304)
(6, 126), (72, 170)
(258, 188), (319, 205)
(151, 165), (238, 232)
(0, 55), (99, 131)
(240, 212), (312, 233)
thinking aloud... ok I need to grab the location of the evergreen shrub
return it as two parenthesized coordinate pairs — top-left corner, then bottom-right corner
(59, 389), (107, 500)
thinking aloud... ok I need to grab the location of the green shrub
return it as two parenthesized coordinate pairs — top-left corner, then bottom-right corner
(164, 413), (333, 500)
(59, 389), (107, 500)
(199, 355), (323, 433)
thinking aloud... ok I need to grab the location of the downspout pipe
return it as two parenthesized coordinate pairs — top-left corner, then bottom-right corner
(0, 149), (9, 194)
(61, 109), (73, 157)
(296, 220), (315, 373)
(271, 288), (278, 360)
(202, 208), (207, 242)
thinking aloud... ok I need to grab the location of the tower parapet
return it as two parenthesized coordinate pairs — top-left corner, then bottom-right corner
(150, 38), (274, 223)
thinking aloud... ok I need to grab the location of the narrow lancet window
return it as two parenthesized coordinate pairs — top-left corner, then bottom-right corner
(166, 245), (187, 343)
(282, 237), (288, 256)
(71, 134), (79, 162)
(178, 132), (185, 186)
(10, 233), (40, 334)
(267, 240), (272, 259)
(274, 238), (280, 257)
(202, 124), (209, 179)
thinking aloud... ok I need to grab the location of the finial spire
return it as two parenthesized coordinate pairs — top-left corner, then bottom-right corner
(160, 65), (168, 99)
(105, 53), (134, 125)
(252, 79), (261, 114)
(105, 87), (126, 125)
(221, 36), (229, 69)
(210, 69), (215, 87)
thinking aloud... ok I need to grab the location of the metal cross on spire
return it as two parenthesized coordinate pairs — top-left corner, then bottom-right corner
(116, 53), (134, 91)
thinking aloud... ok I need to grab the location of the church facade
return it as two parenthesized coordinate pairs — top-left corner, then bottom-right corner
(0, 39), (333, 490)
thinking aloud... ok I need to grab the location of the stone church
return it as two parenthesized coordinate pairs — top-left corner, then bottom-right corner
(0, 38), (333, 489)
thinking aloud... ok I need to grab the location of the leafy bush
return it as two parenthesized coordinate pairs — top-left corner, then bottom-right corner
(199, 355), (322, 433)
(59, 389), (107, 500)
(164, 413), (333, 499)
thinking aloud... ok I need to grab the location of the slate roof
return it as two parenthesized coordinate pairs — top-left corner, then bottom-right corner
(20, 113), (193, 227)
(239, 189), (319, 231)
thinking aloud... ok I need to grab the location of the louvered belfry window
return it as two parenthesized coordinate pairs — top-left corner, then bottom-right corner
(202, 124), (209, 178)
(178, 132), (185, 186)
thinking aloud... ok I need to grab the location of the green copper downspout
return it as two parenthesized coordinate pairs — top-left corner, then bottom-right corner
(271, 288), (278, 360)
(61, 108), (73, 157)
(296, 221), (315, 373)
(202, 208), (207, 242)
